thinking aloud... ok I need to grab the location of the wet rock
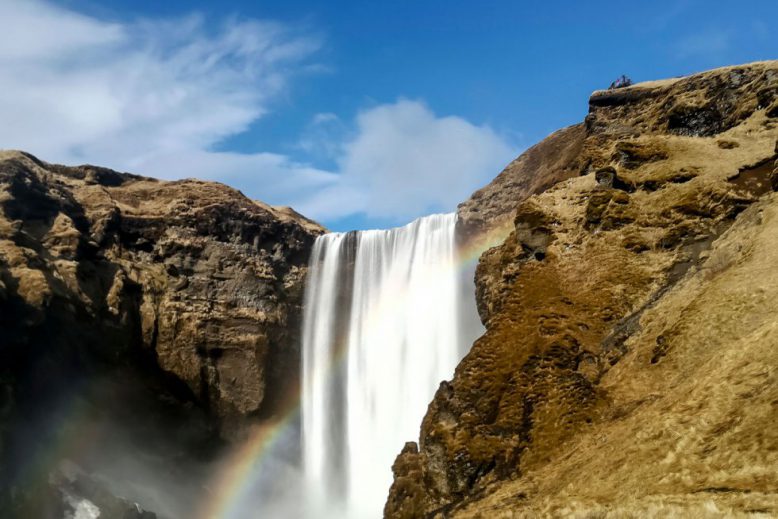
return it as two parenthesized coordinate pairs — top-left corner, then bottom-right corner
(0, 153), (323, 434)
(50, 461), (158, 519)
(385, 443), (426, 519)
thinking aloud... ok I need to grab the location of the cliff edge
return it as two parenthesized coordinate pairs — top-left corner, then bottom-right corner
(0, 152), (323, 516)
(388, 61), (778, 517)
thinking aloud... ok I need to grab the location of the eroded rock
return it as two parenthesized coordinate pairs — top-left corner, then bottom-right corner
(387, 60), (778, 518)
(0, 152), (324, 515)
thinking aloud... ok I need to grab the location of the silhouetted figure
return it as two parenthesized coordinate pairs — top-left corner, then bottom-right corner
(609, 74), (633, 90)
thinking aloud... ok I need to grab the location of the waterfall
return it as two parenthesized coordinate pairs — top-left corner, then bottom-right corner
(301, 213), (481, 517)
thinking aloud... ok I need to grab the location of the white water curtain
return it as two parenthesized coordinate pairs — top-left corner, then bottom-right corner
(301, 213), (480, 517)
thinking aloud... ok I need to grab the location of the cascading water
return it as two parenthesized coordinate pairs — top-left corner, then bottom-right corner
(301, 213), (482, 517)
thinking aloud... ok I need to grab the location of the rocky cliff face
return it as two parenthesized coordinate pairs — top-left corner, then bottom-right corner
(457, 123), (585, 239)
(455, 121), (587, 264)
(387, 61), (778, 517)
(0, 152), (323, 515)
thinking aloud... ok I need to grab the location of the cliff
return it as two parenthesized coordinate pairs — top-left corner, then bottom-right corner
(0, 152), (323, 515)
(456, 123), (586, 240)
(387, 61), (778, 517)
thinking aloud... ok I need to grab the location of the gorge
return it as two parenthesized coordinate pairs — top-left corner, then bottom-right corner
(1, 60), (778, 518)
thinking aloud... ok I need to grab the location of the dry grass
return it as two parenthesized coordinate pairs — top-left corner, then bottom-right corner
(454, 195), (778, 517)
(388, 61), (778, 518)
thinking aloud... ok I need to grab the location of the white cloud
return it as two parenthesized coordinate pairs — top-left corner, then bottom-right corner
(141, 149), (338, 205)
(0, 1), (517, 228)
(296, 112), (349, 162)
(0, 0), (326, 197)
(0, 0), (124, 61)
(295, 100), (516, 222)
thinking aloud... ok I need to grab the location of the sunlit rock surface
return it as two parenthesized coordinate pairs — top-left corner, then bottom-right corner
(0, 152), (323, 516)
(387, 61), (778, 517)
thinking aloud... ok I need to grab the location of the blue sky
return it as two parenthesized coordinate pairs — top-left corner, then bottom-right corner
(2, 0), (777, 230)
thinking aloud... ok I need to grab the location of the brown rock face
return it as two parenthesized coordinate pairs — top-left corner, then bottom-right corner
(456, 123), (586, 251)
(0, 151), (322, 433)
(0, 152), (323, 517)
(387, 61), (778, 517)
(0, 151), (323, 514)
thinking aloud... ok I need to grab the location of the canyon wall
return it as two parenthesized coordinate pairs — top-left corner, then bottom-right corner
(0, 152), (323, 515)
(3, 60), (778, 519)
(387, 61), (778, 517)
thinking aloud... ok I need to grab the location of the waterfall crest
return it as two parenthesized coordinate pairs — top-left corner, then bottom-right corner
(301, 213), (479, 516)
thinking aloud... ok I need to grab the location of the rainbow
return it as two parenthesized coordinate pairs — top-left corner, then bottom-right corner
(200, 324), (354, 519)
(199, 390), (304, 519)
(2, 218), (512, 517)
(199, 218), (512, 518)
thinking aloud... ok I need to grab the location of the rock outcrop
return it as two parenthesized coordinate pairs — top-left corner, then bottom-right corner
(0, 152), (323, 515)
(387, 61), (778, 517)
(457, 123), (585, 238)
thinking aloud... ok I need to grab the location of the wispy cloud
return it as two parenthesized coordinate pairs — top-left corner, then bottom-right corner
(0, 0), (329, 185)
(0, 1), (516, 228)
(296, 112), (350, 163)
(675, 28), (732, 60)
